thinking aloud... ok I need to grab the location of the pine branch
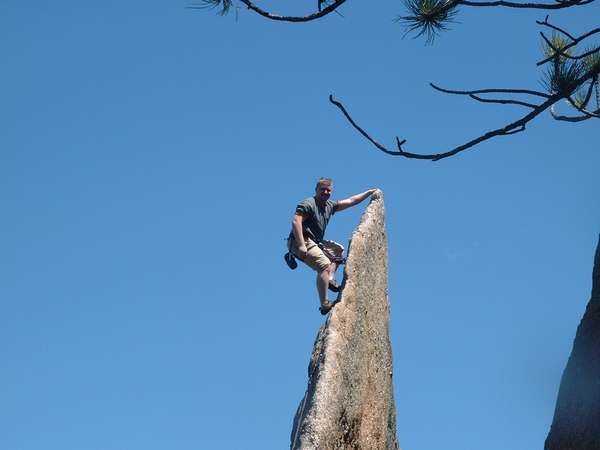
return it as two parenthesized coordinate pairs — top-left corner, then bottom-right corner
(329, 68), (597, 161)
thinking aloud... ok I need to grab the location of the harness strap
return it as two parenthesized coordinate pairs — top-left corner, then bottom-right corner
(318, 241), (346, 265)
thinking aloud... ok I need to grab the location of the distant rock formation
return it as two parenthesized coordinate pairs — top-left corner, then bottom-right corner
(290, 191), (400, 450)
(545, 235), (600, 450)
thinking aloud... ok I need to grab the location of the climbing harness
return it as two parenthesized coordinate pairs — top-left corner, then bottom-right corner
(284, 237), (346, 270)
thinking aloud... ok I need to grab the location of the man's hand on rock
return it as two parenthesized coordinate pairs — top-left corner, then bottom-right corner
(371, 189), (382, 200)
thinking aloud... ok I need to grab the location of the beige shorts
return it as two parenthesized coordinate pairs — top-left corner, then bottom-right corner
(288, 238), (344, 272)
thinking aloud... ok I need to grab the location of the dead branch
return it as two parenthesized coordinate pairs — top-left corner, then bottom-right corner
(536, 15), (578, 40)
(188, 0), (347, 22)
(459, 0), (594, 9)
(327, 95), (406, 157)
(540, 32), (600, 63)
(430, 83), (551, 97)
(329, 68), (598, 161)
(429, 83), (546, 108)
(567, 95), (600, 117)
(196, 0), (596, 23)
(574, 79), (596, 109)
(468, 94), (539, 108)
(549, 104), (592, 121)
(537, 20), (600, 65)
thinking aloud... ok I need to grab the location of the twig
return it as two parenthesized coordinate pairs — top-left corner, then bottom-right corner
(540, 31), (600, 62)
(567, 95), (600, 117)
(468, 94), (539, 108)
(537, 22), (600, 65)
(573, 79), (596, 109)
(536, 14), (577, 40)
(430, 83), (551, 97)
(327, 95), (405, 156)
(550, 103), (593, 121)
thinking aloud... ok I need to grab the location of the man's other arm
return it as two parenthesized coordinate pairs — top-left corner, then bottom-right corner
(335, 189), (378, 212)
(292, 212), (308, 256)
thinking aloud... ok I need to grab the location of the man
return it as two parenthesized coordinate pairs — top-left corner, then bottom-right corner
(285, 178), (378, 315)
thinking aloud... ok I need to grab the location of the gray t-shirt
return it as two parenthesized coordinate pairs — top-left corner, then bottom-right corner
(290, 196), (338, 243)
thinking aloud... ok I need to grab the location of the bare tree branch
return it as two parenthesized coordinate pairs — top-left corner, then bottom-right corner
(329, 68), (597, 161)
(196, 0), (596, 27)
(540, 31), (600, 63)
(537, 22), (600, 65)
(327, 95), (406, 156)
(429, 83), (543, 107)
(468, 94), (539, 108)
(550, 79), (597, 120)
(459, 0), (594, 9)
(573, 78), (596, 108)
(567, 95), (600, 117)
(430, 83), (551, 97)
(189, 0), (347, 22)
(550, 103), (592, 121)
(188, 0), (346, 22)
(536, 14), (577, 40)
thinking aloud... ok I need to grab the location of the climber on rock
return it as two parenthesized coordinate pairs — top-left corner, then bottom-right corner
(285, 177), (378, 315)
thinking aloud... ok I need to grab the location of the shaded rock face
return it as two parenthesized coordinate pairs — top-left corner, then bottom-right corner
(290, 192), (400, 450)
(545, 235), (600, 450)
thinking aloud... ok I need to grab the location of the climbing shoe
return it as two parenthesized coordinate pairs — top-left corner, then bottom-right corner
(284, 252), (298, 270)
(328, 279), (341, 293)
(319, 300), (336, 315)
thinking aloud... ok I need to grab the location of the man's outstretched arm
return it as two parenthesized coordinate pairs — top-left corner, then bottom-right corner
(335, 189), (378, 212)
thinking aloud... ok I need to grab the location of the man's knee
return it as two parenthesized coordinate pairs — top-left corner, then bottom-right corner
(315, 262), (331, 274)
(319, 262), (335, 275)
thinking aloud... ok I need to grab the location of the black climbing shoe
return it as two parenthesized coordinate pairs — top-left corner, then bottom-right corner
(284, 252), (298, 270)
(319, 300), (336, 315)
(328, 279), (341, 293)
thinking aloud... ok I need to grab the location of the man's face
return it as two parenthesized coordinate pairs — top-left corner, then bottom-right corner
(315, 182), (333, 203)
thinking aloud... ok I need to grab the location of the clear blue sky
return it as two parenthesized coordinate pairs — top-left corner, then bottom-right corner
(2, 2), (599, 449)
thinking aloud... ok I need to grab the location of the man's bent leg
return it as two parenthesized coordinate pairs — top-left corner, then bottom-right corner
(329, 261), (338, 282)
(320, 240), (344, 290)
(317, 263), (337, 314)
(316, 263), (335, 305)
(296, 239), (337, 313)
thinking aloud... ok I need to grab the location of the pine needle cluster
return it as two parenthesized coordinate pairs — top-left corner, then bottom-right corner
(194, 0), (234, 15)
(542, 34), (583, 95)
(541, 34), (600, 111)
(398, 0), (458, 44)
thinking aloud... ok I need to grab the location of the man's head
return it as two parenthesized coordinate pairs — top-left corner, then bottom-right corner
(315, 177), (333, 204)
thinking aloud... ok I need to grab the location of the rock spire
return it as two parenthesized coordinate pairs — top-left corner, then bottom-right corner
(545, 235), (600, 450)
(290, 191), (400, 450)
